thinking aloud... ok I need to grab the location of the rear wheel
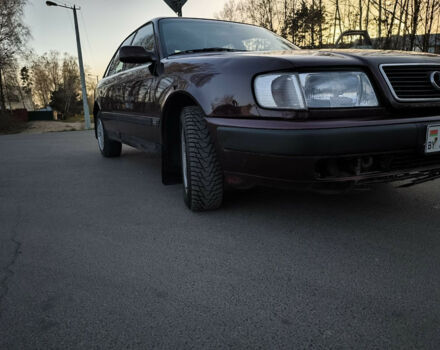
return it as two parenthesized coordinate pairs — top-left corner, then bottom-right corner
(96, 114), (122, 157)
(180, 106), (223, 211)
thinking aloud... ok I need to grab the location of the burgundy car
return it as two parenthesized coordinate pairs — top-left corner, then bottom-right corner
(95, 17), (440, 211)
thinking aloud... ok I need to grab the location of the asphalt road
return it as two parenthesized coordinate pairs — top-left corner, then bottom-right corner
(1, 131), (440, 349)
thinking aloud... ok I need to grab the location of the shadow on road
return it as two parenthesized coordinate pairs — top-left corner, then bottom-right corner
(118, 147), (438, 237)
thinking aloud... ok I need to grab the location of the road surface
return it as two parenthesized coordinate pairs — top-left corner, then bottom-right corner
(1, 131), (439, 349)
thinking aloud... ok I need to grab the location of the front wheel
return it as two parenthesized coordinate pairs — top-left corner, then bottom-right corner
(96, 114), (122, 158)
(180, 106), (223, 211)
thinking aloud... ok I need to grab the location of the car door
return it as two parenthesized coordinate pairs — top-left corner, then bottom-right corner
(118, 23), (161, 152)
(99, 32), (137, 139)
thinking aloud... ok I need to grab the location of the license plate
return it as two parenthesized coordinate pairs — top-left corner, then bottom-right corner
(425, 125), (440, 153)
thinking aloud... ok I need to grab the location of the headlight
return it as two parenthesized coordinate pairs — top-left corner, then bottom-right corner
(254, 71), (378, 109)
(254, 74), (306, 109)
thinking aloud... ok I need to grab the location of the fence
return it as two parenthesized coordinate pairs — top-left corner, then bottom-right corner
(28, 111), (54, 121)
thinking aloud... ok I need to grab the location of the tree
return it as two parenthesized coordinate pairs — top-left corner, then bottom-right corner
(49, 87), (81, 118)
(214, 0), (248, 22)
(59, 54), (81, 116)
(215, 0), (440, 52)
(286, 0), (326, 47)
(0, 0), (30, 113)
(246, 0), (277, 31)
(30, 51), (82, 114)
(280, 0), (297, 40)
(46, 51), (61, 91)
(409, 0), (422, 50)
(31, 55), (52, 107)
(215, 0), (279, 31)
(421, 0), (440, 52)
(383, 0), (400, 49)
(20, 66), (32, 95)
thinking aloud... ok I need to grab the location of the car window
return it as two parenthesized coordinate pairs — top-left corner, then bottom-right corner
(106, 32), (136, 77)
(131, 23), (155, 52)
(159, 18), (297, 57)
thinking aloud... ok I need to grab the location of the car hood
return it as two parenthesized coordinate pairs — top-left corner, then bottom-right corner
(236, 48), (440, 68)
(167, 48), (440, 72)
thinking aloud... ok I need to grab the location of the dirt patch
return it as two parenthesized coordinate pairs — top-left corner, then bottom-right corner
(21, 121), (94, 134)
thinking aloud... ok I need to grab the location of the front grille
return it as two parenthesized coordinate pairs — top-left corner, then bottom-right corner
(380, 64), (440, 101)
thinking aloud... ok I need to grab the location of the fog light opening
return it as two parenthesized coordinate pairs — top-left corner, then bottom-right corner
(361, 156), (374, 170)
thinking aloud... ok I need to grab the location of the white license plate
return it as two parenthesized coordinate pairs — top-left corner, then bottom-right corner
(425, 125), (440, 153)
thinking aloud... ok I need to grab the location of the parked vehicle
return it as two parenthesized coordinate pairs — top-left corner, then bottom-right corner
(335, 30), (373, 49)
(95, 17), (440, 211)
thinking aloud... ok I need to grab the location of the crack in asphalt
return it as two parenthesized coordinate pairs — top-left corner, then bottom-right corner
(0, 208), (22, 317)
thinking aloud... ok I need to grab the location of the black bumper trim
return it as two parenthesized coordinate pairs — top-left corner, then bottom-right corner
(217, 123), (424, 156)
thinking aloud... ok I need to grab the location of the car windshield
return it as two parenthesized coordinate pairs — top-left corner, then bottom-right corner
(159, 18), (298, 57)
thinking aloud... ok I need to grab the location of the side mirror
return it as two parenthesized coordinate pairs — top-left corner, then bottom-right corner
(119, 46), (155, 64)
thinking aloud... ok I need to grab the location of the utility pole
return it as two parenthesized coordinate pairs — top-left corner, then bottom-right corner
(72, 5), (91, 129)
(46, 1), (91, 129)
(88, 74), (99, 84)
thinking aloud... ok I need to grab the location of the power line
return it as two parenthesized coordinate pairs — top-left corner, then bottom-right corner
(79, 9), (98, 76)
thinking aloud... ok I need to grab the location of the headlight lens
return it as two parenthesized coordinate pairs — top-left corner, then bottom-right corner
(254, 74), (306, 109)
(254, 71), (378, 109)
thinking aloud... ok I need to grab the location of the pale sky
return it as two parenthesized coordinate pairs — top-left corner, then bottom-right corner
(24, 0), (228, 77)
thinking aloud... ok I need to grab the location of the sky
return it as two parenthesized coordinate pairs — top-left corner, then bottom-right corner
(24, 0), (228, 77)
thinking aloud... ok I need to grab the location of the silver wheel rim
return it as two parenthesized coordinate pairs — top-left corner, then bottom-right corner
(97, 119), (104, 151)
(181, 127), (189, 194)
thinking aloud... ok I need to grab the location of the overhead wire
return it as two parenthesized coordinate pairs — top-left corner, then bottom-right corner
(79, 9), (99, 77)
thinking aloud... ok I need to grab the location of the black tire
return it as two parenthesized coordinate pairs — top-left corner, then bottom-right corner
(180, 106), (223, 211)
(96, 113), (122, 158)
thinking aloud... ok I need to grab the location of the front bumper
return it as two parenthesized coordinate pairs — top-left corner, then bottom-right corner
(206, 116), (440, 188)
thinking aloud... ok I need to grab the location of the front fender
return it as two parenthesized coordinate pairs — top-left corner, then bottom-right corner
(159, 55), (296, 118)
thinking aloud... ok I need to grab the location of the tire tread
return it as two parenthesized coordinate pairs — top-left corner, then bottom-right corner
(181, 106), (223, 211)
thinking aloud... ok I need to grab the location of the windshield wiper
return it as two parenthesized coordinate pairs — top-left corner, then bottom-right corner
(168, 47), (245, 57)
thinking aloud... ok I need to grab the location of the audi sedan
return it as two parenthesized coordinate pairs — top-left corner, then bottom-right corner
(94, 17), (440, 211)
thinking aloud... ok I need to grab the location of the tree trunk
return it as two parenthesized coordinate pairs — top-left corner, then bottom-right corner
(378, 0), (382, 47)
(436, 22), (440, 53)
(333, 0), (339, 44)
(0, 67), (6, 113)
(310, 0), (315, 47)
(394, 0), (408, 49)
(401, 0), (410, 50)
(422, 0), (437, 52)
(365, 0), (370, 33)
(384, 0), (399, 49)
(337, 2), (343, 35)
(333, 0), (343, 44)
(422, 0), (431, 51)
(15, 76), (27, 110)
(409, 0), (421, 51)
(318, 0), (323, 47)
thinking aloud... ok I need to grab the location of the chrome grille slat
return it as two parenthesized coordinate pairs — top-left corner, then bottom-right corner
(380, 63), (440, 102)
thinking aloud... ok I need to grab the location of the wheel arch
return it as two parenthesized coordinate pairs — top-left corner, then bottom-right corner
(161, 91), (200, 185)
